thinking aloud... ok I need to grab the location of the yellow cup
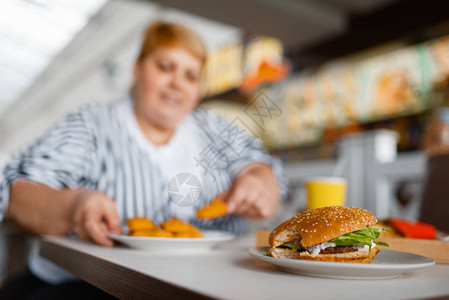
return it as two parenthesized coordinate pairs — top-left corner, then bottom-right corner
(305, 177), (347, 210)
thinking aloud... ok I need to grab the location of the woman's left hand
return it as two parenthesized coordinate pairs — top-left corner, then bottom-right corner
(219, 163), (280, 220)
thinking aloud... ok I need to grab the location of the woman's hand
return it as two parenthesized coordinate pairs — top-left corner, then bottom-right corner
(71, 190), (122, 247)
(220, 163), (280, 220)
(8, 181), (122, 245)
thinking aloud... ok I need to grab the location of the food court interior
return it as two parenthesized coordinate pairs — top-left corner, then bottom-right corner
(1, 0), (449, 287)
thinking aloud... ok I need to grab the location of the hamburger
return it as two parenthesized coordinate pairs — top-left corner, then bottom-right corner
(268, 206), (388, 263)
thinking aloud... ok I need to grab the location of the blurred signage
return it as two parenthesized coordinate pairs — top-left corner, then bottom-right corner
(239, 36), (289, 94)
(201, 36), (289, 97)
(244, 36), (283, 72)
(262, 35), (449, 149)
(201, 43), (243, 97)
(431, 37), (449, 76)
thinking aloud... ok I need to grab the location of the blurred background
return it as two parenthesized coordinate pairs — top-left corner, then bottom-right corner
(1, 0), (449, 286)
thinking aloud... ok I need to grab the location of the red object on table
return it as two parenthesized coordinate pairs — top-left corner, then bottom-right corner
(392, 218), (436, 239)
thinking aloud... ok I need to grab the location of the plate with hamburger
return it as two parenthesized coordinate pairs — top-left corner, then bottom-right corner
(108, 216), (234, 253)
(249, 206), (435, 279)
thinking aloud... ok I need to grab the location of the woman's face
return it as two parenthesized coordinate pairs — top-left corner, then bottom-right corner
(133, 47), (203, 129)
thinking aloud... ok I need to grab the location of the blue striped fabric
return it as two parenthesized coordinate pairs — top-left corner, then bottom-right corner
(0, 97), (288, 235)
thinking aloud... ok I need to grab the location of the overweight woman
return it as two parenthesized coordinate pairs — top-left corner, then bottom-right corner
(0, 22), (287, 298)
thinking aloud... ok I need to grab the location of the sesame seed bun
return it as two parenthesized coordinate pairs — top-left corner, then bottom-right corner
(268, 206), (379, 263)
(269, 206), (377, 248)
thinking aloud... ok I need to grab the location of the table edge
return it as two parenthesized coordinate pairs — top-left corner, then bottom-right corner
(39, 238), (216, 300)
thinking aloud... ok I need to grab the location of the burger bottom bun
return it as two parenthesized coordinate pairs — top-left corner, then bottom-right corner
(268, 246), (380, 263)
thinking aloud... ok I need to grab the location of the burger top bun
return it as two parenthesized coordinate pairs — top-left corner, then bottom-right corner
(269, 206), (377, 248)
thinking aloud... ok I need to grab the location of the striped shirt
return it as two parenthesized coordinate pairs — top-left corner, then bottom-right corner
(0, 97), (288, 283)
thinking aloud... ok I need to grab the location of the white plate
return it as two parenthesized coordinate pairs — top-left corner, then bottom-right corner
(108, 230), (235, 253)
(248, 247), (435, 280)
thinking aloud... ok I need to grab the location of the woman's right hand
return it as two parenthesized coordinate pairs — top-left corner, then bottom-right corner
(71, 190), (122, 247)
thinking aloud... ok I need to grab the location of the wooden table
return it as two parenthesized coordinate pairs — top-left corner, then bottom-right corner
(40, 234), (449, 300)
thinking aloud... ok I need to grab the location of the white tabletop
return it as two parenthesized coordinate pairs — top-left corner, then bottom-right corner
(40, 234), (449, 300)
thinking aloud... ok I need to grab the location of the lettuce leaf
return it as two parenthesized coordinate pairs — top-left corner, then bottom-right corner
(282, 243), (301, 249)
(330, 226), (384, 246)
(374, 241), (389, 247)
(330, 226), (389, 259)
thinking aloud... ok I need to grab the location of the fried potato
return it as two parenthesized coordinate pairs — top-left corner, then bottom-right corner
(126, 217), (157, 231)
(125, 216), (204, 238)
(160, 217), (193, 233)
(196, 199), (227, 219)
(128, 229), (174, 237)
(174, 227), (203, 238)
